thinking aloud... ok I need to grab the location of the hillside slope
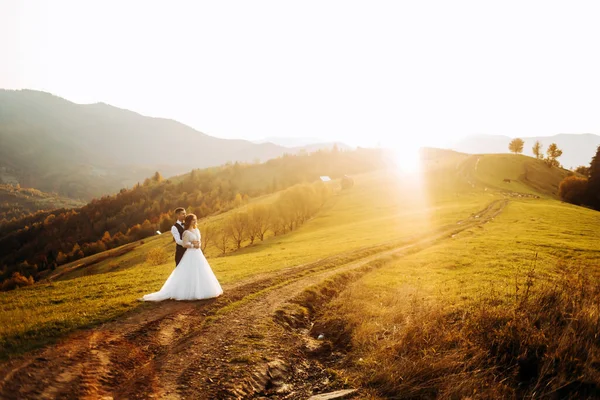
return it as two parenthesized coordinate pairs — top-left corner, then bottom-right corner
(458, 153), (573, 198)
(0, 184), (84, 221)
(1, 150), (598, 398)
(450, 133), (600, 169)
(14, 150), (570, 284)
(0, 148), (387, 286)
(0, 90), (338, 199)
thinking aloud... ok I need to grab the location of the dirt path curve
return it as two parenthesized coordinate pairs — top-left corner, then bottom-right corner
(0, 200), (508, 400)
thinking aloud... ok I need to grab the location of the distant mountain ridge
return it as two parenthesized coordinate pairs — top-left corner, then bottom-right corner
(449, 133), (600, 169)
(0, 90), (341, 199)
(253, 136), (327, 147)
(252, 136), (352, 150)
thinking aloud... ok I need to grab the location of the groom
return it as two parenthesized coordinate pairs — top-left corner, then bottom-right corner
(171, 207), (199, 266)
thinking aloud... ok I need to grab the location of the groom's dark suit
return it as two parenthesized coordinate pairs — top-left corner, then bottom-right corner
(173, 222), (186, 266)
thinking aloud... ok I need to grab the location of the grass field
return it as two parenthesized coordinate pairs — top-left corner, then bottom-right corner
(317, 196), (600, 324)
(1, 150), (598, 391)
(307, 190), (600, 398)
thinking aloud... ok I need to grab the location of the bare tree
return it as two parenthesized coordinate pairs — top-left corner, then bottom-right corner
(213, 227), (229, 255)
(313, 181), (333, 206)
(199, 224), (214, 252)
(247, 221), (257, 245)
(269, 208), (287, 236)
(249, 204), (271, 242)
(282, 201), (296, 232)
(227, 212), (249, 249)
(532, 140), (543, 159)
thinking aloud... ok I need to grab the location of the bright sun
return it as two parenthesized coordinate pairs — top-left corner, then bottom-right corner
(391, 144), (422, 174)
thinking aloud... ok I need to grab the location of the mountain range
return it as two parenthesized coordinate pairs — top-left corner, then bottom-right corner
(448, 134), (600, 169)
(252, 136), (351, 150)
(0, 90), (341, 200)
(2, 89), (598, 201)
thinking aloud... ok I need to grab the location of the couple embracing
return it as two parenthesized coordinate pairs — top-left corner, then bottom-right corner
(142, 208), (223, 301)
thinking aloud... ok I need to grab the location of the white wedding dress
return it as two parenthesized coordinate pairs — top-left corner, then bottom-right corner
(143, 228), (223, 301)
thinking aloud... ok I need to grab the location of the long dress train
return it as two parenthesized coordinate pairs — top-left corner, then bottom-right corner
(142, 228), (223, 301)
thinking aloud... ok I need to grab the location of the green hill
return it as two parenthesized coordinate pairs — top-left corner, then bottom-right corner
(458, 153), (573, 197)
(0, 148), (386, 288)
(2, 151), (594, 356)
(450, 133), (600, 169)
(1, 151), (598, 400)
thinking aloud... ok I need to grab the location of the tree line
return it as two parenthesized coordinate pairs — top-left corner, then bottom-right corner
(0, 147), (386, 289)
(508, 138), (600, 209)
(509, 138), (563, 167)
(200, 181), (332, 255)
(0, 184), (84, 221)
(558, 145), (600, 210)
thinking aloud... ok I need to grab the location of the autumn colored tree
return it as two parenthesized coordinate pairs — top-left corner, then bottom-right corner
(574, 166), (590, 177)
(56, 251), (68, 265)
(159, 213), (174, 233)
(509, 138), (525, 154)
(545, 143), (563, 167)
(559, 176), (588, 205)
(101, 231), (111, 243)
(233, 193), (245, 208)
(1, 272), (34, 291)
(140, 219), (155, 238)
(127, 224), (142, 240)
(532, 140), (543, 159)
(153, 171), (163, 183)
(585, 145), (600, 209)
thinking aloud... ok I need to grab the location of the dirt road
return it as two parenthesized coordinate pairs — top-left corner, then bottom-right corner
(0, 200), (507, 399)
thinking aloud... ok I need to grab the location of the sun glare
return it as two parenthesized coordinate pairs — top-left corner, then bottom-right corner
(391, 145), (422, 174)
(384, 142), (432, 240)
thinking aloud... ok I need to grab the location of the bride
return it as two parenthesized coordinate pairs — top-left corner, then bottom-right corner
(142, 214), (223, 301)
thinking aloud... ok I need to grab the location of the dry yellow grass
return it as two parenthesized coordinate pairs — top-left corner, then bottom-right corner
(308, 197), (600, 399)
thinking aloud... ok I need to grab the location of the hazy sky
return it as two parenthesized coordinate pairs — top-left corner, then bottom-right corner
(2, 0), (600, 148)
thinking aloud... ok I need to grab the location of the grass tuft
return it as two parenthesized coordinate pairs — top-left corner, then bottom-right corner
(329, 262), (600, 399)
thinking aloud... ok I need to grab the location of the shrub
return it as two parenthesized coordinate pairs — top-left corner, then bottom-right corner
(1, 272), (34, 291)
(146, 247), (168, 266)
(341, 175), (354, 190)
(559, 176), (588, 205)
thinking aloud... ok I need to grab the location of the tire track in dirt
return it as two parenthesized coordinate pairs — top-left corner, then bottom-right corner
(0, 199), (507, 399)
(161, 199), (509, 399)
(0, 244), (413, 399)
